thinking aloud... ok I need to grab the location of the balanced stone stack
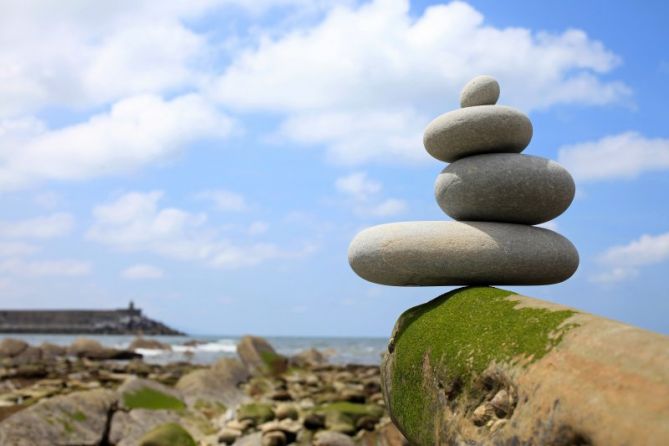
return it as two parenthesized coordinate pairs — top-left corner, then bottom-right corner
(349, 75), (579, 286)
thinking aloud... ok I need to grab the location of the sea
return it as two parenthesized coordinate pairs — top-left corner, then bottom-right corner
(0, 334), (388, 366)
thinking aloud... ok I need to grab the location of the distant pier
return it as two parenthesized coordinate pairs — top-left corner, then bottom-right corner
(0, 302), (183, 335)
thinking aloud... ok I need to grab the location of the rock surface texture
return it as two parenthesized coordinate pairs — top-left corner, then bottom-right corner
(348, 75), (578, 286)
(381, 287), (669, 445)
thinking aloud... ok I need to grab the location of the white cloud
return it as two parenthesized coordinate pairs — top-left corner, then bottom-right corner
(248, 221), (270, 235)
(558, 132), (669, 182)
(335, 171), (382, 200)
(196, 189), (248, 212)
(592, 231), (669, 283)
(366, 198), (407, 217)
(33, 191), (62, 210)
(335, 171), (407, 217)
(0, 0), (330, 118)
(87, 191), (315, 268)
(212, 0), (629, 164)
(0, 242), (40, 257)
(0, 258), (90, 278)
(121, 264), (165, 280)
(0, 94), (233, 190)
(0, 213), (74, 239)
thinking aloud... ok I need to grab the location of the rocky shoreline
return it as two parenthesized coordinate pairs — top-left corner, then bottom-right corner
(0, 336), (406, 445)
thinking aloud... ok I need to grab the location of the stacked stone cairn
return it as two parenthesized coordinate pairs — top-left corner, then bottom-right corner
(348, 75), (579, 286)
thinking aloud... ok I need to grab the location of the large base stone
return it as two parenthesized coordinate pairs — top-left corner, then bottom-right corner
(381, 287), (669, 446)
(348, 221), (578, 286)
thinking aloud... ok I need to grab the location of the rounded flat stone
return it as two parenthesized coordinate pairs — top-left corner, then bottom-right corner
(348, 221), (578, 286)
(460, 75), (500, 107)
(423, 106), (533, 162)
(435, 154), (575, 225)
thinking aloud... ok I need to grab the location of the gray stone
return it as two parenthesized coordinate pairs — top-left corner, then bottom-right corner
(237, 335), (287, 376)
(460, 75), (500, 107)
(176, 357), (249, 408)
(348, 221), (578, 286)
(0, 389), (117, 446)
(313, 430), (356, 446)
(435, 154), (575, 224)
(109, 409), (181, 446)
(423, 106), (532, 162)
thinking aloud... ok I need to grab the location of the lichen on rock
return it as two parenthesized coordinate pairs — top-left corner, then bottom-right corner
(382, 286), (578, 445)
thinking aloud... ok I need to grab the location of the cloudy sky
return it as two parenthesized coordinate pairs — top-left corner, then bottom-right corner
(0, 0), (667, 336)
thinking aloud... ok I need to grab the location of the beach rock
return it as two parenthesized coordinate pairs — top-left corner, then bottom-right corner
(176, 357), (249, 408)
(262, 430), (287, 446)
(0, 388), (117, 445)
(381, 286), (669, 445)
(219, 428), (243, 444)
(138, 422), (196, 446)
(435, 154), (575, 224)
(237, 403), (275, 426)
(40, 342), (67, 360)
(118, 377), (185, 411)
(68, 337), (141, 360)
(290, 347), (328, 368)
(423, 106), (532, 162)
(129, 337), (172, 351)
(304, 412), (326, 430)
(349, 221), (578, 286)
(275, 403), (299, 420)
(460, 75), (500, 107)
(109, 409), (181, 446)
(11, 346), (42, 365)
(313, 430), (355, 446)
(237, 336), (288, 376)
(355, 420), (408, 446)
(0, 338), (28, 357)
(234, 432), (263, 446)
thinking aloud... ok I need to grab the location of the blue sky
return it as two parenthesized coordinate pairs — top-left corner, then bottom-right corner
(0, 0), (667, 336)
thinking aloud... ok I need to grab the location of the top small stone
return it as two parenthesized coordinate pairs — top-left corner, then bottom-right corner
(460, 75), (500, 108)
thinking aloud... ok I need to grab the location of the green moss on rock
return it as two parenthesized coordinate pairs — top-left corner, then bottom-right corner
(123, 387), (186, 411)
(237, 403), (275, 424)
(388, 286), (578, 445)
(316, 402), (384, 421)
(139, 422), (196, 446)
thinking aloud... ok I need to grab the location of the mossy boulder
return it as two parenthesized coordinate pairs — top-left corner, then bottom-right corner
(138, 422), (196, 446)
(0, 389), (117, 445)
(312, 402), (384, 434)
(237, 335), (287, 376)
(237, 403), (275, 425)
(382, 286), (580, 445)
(119, 378), (185, 411)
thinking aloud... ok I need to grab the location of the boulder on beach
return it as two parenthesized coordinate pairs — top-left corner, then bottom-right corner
(0, 338), (28, 358)
(290, 348), (328, 368)
(129, 337), (172, 351)
(138, 422), (196, 446)
(68, 337), (141, 360)
(381, 286), (669, 445)
(0, 388), (117, 445)
(237, 336), (288, 376)
(110, 409), (182, 446)
(176, 357), (249, 408)
(119, 377), (185, 411)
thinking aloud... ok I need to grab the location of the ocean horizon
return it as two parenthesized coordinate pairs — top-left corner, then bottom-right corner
(0, 333), (388, 366)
